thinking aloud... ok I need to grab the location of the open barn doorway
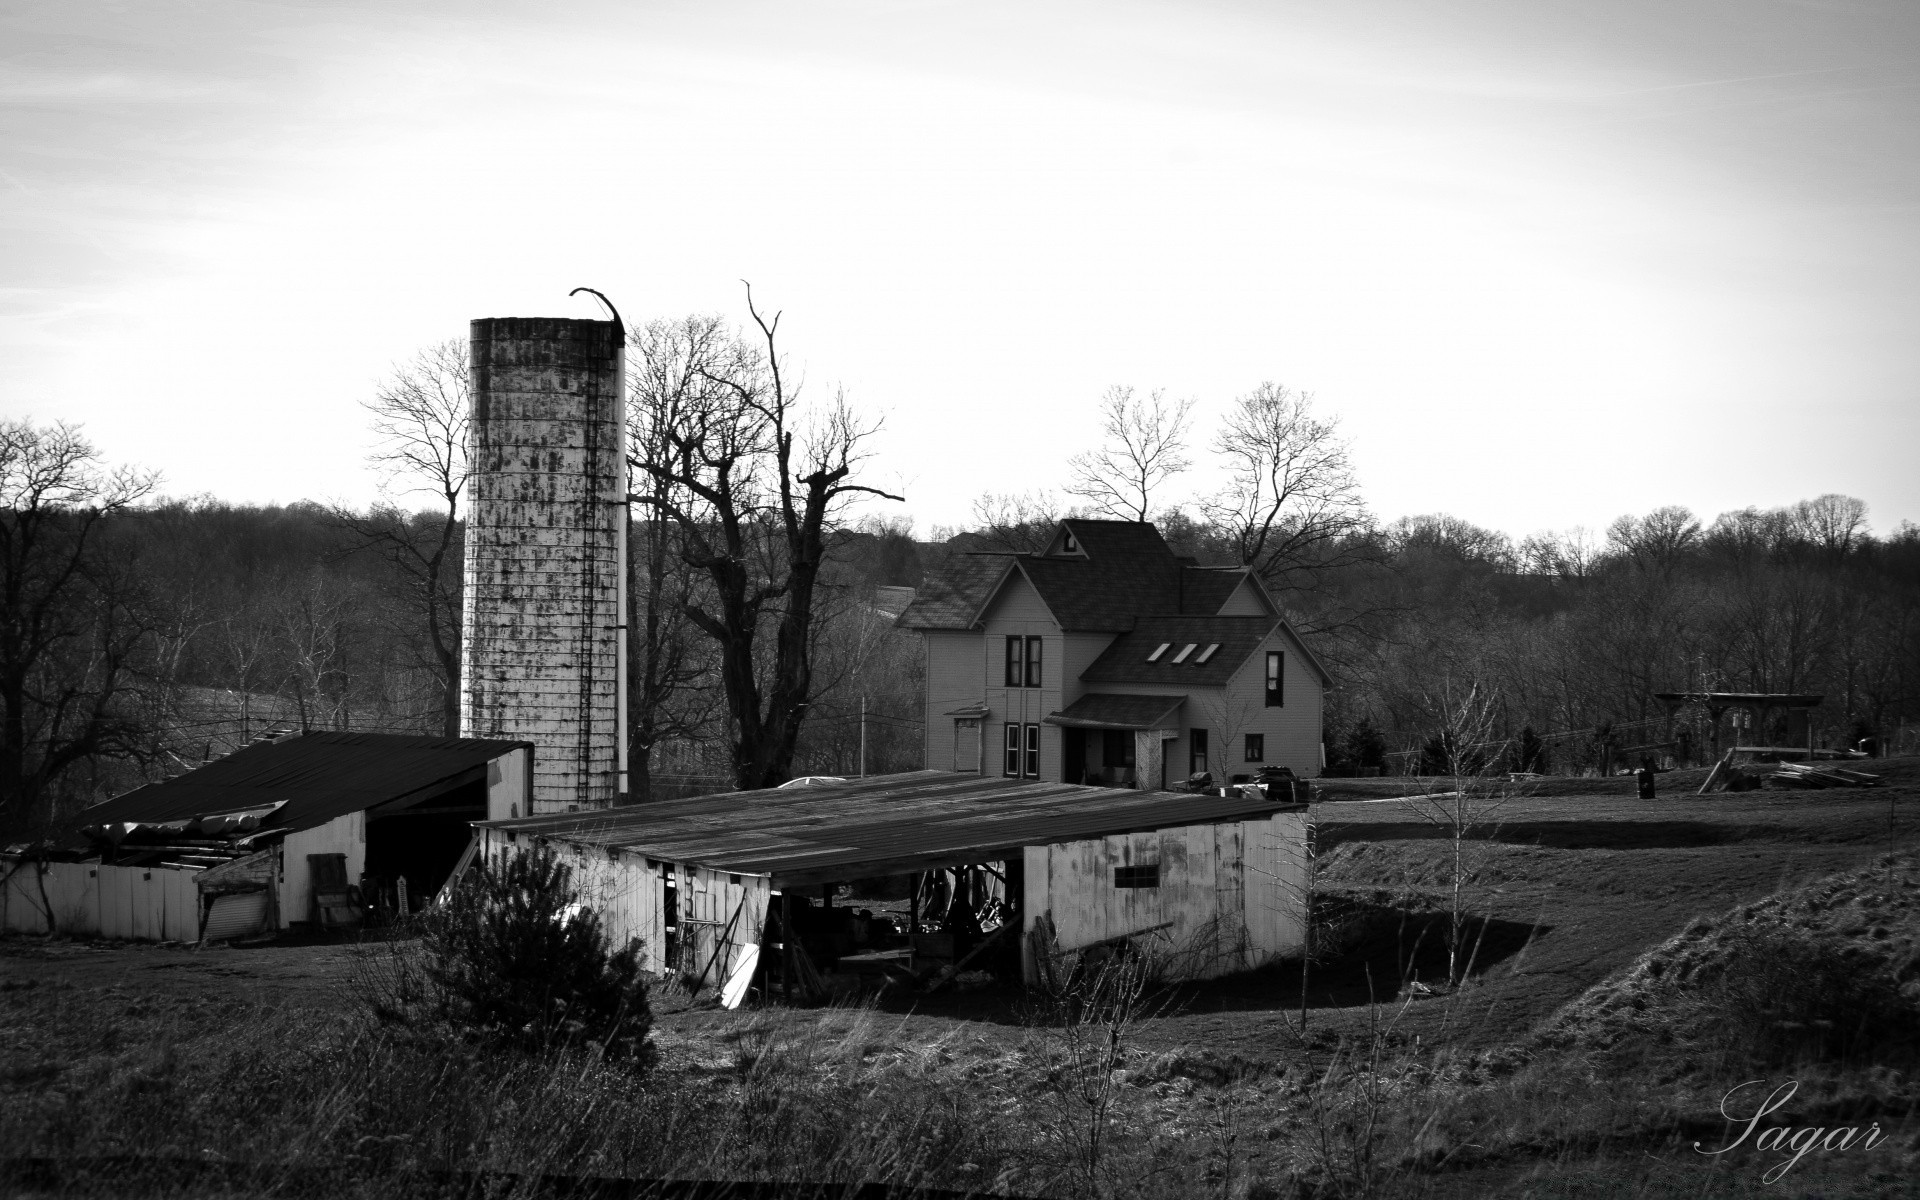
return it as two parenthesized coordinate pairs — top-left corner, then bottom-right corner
(363, 773), (488, 915)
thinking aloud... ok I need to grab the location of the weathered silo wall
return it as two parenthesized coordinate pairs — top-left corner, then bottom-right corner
(462, 317), (627, 813)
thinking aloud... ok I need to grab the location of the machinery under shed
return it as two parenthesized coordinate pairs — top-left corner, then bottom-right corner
(478, 770), (1310, 999)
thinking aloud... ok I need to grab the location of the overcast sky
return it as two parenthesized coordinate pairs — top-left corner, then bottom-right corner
(4, 0), (1916, 540)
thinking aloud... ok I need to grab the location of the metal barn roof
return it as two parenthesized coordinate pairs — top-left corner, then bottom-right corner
(80, 731), (533, 838)
(482, 770), (1302, 887)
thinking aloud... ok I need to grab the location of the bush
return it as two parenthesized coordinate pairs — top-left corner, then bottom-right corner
(419, 845), (653, 1061)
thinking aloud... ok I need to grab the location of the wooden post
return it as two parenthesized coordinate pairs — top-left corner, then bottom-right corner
(781, 892), (793, 1004)
(909, 873), (920, 935)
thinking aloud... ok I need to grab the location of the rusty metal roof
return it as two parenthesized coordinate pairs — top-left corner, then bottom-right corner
(482, 770), (1299, 884)
(79, 732), (532, 837)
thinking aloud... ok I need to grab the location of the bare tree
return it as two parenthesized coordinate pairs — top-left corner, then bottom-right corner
(342, 339), (470, 735)
(967, 490), (1064, 554)
(1792, 493), (1870, 559)
(1200, 383), (1369, 590)
(625, 317), (728, 800)
(1397, 678), (1511, 988)
(1064, 385), (1194, 522)
(628, 289), (904, 790)
(0, 420), (160, 830)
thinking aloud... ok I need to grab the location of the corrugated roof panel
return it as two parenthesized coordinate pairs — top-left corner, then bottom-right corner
(485, 770), (1298, 880)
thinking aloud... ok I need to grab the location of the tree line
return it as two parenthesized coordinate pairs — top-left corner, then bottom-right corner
(5, 309), (1915, 832)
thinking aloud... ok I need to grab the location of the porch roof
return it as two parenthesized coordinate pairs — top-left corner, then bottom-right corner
(1043, 693), (1186, 730)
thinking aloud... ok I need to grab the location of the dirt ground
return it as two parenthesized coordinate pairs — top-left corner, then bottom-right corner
(5, 756), (1917, 1073)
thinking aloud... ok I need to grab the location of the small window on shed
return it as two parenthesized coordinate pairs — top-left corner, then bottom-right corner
(1194, 643), (1220, 663)
(1147, 643), (1171, 662)
(1171, 643), (1197, 663)
(1114, 864), (1161, 889)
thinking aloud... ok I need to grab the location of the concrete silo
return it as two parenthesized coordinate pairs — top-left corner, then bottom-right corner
(461, 317), (627, 813)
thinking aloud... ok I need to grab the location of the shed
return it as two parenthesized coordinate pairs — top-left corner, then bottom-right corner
(479, 770), (1309, 991)
(1, 732), (532, 942)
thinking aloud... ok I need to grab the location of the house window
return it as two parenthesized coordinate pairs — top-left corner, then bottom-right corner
(1006, 635), (1043, 687)
(1147, 642), (1171, 662)
(1189, 729), (1208, 776)
(1265, 651), (1284, 707)
(1006, 723), (1041, 778)
(1064, 531), (1079, 553)
(1114, 864), (1160, 889)
(1245, 733), (1265, 762)
(1195, 643), (1220, 664)
(1171, 643), (1196, 663)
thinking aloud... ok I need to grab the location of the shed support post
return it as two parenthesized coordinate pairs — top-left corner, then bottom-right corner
(781, 892), (793, 1004)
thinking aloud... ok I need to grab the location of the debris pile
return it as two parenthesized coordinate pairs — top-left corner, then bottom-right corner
(1764, 761), (1882, 790)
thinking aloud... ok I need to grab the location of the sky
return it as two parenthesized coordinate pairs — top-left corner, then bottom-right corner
(3, 0), (1917, 541)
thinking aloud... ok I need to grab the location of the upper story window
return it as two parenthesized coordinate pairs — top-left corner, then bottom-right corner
(1265, 651), (1285, 706)
(1063, 531), (1079, 553)
(1005, 635), (1043, 687)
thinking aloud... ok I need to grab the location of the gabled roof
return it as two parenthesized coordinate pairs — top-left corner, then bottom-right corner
(896, 520), (1335, 687)
(77, 732), (532, 838)
(1044, 693), (1186, 730)
(483, 770), (1301, 886)
(895, 554), (1014, 629)
(1178, 568), (1259, 616)
(1080, 617), (1282, 687)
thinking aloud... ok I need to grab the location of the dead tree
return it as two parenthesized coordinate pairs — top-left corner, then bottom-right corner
(628, 290), (903, 791)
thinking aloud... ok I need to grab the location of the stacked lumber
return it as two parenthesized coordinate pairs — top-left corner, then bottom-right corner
(1765, 762), (1882, 789)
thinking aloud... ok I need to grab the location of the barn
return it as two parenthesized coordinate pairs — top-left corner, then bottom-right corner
(1, 732), (532, 942)
(477, 770), (1309, 996)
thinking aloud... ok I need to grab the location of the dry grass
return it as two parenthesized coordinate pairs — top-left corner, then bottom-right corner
(5, 758), (1920, 1197)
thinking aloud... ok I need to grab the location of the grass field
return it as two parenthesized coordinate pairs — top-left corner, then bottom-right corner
(4, 758), (1918, 1197)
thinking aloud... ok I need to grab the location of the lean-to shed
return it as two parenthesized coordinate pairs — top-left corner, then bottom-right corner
(479, 770), (1309, 986)
(1, 732), (532, 942)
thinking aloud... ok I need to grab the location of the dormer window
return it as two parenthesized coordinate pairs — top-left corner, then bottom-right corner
(1195, 643), (1220, 664)
(1171, 643), (1197, 663)
(1063, 531), (1078, 553)
(1146, 643), (1171, 662)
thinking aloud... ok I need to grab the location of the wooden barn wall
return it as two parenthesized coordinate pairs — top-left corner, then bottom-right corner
(1021, 813), (1307, 983)
(281, 813), (366, 928)
(2, 859), (204, 942)
(675, 863), (767, 986)
(486, 747), (533, 821)
(478, 831), (768, 983)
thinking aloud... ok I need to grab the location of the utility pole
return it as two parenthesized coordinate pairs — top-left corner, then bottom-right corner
(859, 695), (867, 778)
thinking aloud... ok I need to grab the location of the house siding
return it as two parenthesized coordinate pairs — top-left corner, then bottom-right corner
(981, 572), (1063, 781)
(1216, 578), (1272, 616)
(924, 631), (980, 772)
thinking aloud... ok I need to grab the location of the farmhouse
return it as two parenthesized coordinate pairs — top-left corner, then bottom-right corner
(901, 519), (1334, 788)
(479, 770), (1309, 992)
(1, 732), (531, 942)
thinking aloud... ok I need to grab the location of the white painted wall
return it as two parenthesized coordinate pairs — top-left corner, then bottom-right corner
(1021, 812), (1308, 982)
(487, 747), (532, 820)
(280, 812), (366, 928)
(1, 859), (202, 942)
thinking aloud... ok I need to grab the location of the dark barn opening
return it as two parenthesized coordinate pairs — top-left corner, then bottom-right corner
(364, 772), (487, 912)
